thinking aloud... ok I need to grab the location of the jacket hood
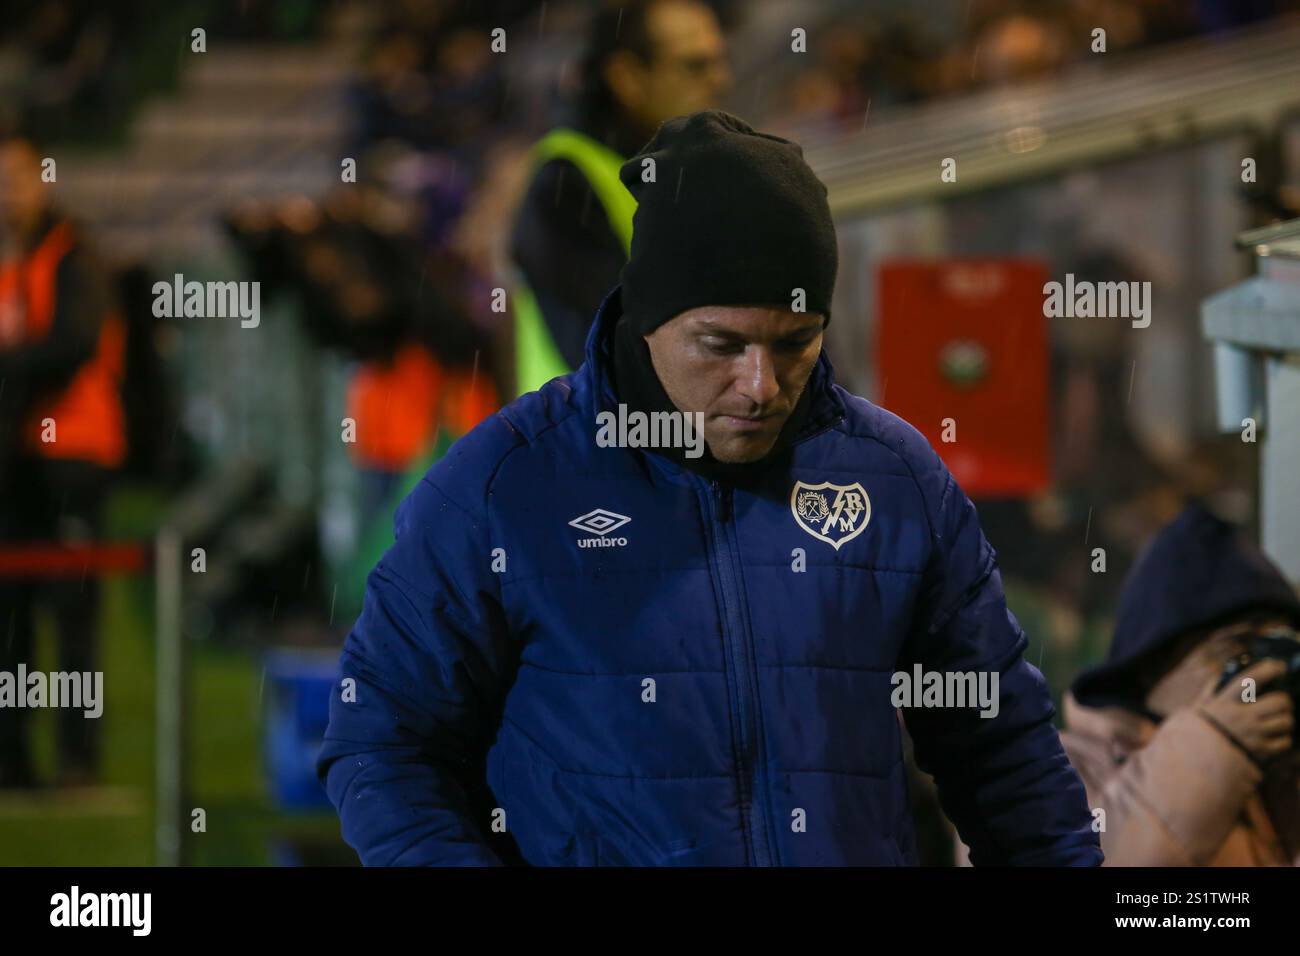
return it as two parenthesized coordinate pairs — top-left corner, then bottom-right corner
(1071, 500), (1300, 711)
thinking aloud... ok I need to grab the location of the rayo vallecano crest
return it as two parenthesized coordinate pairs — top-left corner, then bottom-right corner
(790, 480), (871, 550)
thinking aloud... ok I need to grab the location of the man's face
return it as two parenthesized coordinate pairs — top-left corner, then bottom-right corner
(644, 305), (823, 464)
(609, 1), (732, 131)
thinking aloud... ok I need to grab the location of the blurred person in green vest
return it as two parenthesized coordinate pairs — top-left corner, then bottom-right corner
(341, 0), (731, 617)
(508, 0), (731, 396)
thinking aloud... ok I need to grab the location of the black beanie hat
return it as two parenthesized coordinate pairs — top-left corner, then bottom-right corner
(617, 110), (838, 335)
(1071, 501), (1300, 711)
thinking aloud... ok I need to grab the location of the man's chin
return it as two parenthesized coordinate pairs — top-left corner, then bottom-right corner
(707, 432), (781, 465)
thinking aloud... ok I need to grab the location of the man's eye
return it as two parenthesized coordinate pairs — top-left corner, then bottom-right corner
(702, 338), (741, 354)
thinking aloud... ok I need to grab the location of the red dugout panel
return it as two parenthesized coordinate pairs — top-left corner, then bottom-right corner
(877, 260), (1051, 497)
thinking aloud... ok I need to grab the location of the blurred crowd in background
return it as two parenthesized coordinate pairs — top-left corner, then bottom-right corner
(3, 0), (1300, 865)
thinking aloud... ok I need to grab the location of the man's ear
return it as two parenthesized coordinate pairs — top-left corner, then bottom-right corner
(604, 50), (648, 111)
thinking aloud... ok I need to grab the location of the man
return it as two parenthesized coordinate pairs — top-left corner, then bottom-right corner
(508, 0), (731, 395)
(1062, 502), (1300, 865)
(0, 133), (125, 788)
(319, 110), (1101, 866)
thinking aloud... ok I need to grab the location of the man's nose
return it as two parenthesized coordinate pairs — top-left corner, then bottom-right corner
(736, 345), (780, 407)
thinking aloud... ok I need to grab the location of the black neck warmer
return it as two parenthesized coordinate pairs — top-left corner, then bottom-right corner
(609, 311), (816, 486)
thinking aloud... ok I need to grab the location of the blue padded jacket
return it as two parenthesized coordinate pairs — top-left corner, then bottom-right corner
(317, 286), (1103, 867)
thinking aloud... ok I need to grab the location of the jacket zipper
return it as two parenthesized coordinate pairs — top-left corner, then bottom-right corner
(701, 477), (775, 866)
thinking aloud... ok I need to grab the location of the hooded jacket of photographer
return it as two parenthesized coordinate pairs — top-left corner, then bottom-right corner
(1061, 503), (1300, 866)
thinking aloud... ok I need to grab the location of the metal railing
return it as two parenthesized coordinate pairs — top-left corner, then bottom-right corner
(801, 18), (1300, 216)
(152, 458), (268, 865)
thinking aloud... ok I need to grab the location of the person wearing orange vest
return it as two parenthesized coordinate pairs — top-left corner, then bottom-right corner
(347, 342), (499, 527)
(222, 174), (502, 535)
(0, 134), (125, 789)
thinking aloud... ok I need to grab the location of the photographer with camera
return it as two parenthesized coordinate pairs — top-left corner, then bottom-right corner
(1061, 501), (1300, 866)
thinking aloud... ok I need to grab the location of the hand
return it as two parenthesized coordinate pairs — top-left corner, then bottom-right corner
(1195, 659), (1295, 766)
